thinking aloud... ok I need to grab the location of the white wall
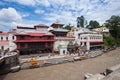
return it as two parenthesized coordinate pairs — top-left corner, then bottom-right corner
(54, 39), (71, 55)
(0, 33), (17, 51)
(17, 27), (48, 33)
(17, 28), (36, 33)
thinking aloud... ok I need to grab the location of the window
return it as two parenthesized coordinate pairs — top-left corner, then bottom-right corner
(1, 46), (4, 50)
(20, 43), (25, 48)
(81, 37), (82, 40)
(6, 37), (8, 40)
(48, 43), (51, 46)
(1, 37), (3, 40)
(20, 36), (25, 40)
(31, 36), (34, 39)
(84, 42), (86, 46)
(12, 36), (15, 40)
(84, 37), (87, 39)
(48, 36), (51, 40)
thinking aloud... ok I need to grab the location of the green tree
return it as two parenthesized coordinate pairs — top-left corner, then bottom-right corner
(103, 35), (116, 48)
(64, 24), (74, 30)
(105, 15), (120, 45)
(77, 16), (85, 28)
(87, 20), (100, 29)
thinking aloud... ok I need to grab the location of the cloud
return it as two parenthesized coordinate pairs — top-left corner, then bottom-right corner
(36, 0), (50, 7)
(0, 7), (22, 22)
(38, 0), (120, 26)
(0, 7), (22, 31)
(4, 0), (50, 7)
(1, 0), (120, 31)
(35, 9), (44, 14)
(4, 0), (36, 6)
(0, 1), (5, 5)
(17, 0), (36, 6)
(85, 0), (120, 24)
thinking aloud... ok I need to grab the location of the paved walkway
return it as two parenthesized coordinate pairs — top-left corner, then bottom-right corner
(20, 55), (67, 63)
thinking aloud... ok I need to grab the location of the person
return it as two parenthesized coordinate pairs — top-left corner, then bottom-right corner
(67, 51), (70, 55)
(1, 50), (5, 57)
(48, 53), (51, 58)
(78, 50), (81, 56)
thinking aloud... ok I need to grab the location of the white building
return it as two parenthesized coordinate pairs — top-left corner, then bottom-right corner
(74, 28), (104, 50)
(0, 31), (16, 51)
(92, 27), (110, 36)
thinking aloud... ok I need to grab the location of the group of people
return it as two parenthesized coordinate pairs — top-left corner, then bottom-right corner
(67, 48), (90, 56)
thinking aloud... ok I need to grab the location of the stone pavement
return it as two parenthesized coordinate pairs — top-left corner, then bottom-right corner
(20, 55), (66, 63)
(20, 54), (74, 69)
(19, 50), (104, 69)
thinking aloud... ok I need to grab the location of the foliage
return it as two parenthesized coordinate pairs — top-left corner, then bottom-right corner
(87, 20), (100, 29)
(64, 24), (74, 30)
(103, 35), (116, 48)
(0, 49), (1, 53)
(77, 16), (85, 28)
(105, 15), (120, 45)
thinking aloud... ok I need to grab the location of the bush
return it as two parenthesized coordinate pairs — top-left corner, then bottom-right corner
(103, 35), (116, 48)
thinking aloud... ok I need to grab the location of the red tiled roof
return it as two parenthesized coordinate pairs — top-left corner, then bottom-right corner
(0, 41), (9, 45)
(28, 32), (45, 36)
(51, 21), (64, 26)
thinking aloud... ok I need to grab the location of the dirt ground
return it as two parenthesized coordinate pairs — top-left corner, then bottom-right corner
(0, 48), (120, 80)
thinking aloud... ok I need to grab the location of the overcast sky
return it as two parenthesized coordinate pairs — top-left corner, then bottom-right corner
(0, 0), (120, 31)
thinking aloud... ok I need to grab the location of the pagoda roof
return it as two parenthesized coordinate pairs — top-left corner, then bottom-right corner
(51, 21), (64, 27)
(53, 28), (68, 32)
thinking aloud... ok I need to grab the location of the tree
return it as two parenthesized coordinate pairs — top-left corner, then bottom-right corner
(64, 24), (74, 30)
(103, 35), (116, 48)
(87, 20), (100, 29)
(105, 15), (120, 45)
(77, 16), (85, 28)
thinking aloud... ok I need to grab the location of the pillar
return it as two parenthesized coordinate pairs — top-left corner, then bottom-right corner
(52, 47), (54, 55)
(45, 42), (48, 48)
(25, 43), (28, 48)
(17, 43), (20, 49)
(87, 36), (90, 50)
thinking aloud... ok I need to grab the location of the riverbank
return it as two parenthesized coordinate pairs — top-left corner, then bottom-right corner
(0, 47), (120, 80)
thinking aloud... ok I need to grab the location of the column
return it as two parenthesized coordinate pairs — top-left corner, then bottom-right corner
(25, 43), (28, 48)
(87, 36), (90, 50)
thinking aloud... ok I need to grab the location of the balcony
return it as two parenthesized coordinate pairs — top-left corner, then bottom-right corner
(55, 37), (75, 40)
(14, 39), (55, 43)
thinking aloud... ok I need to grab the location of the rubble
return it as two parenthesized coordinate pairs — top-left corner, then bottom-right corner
(87, 50), (103, 58)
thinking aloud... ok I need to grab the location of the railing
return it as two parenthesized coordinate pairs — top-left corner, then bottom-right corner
(55, 37), (75, 40)
(80, 40), (103, 42)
